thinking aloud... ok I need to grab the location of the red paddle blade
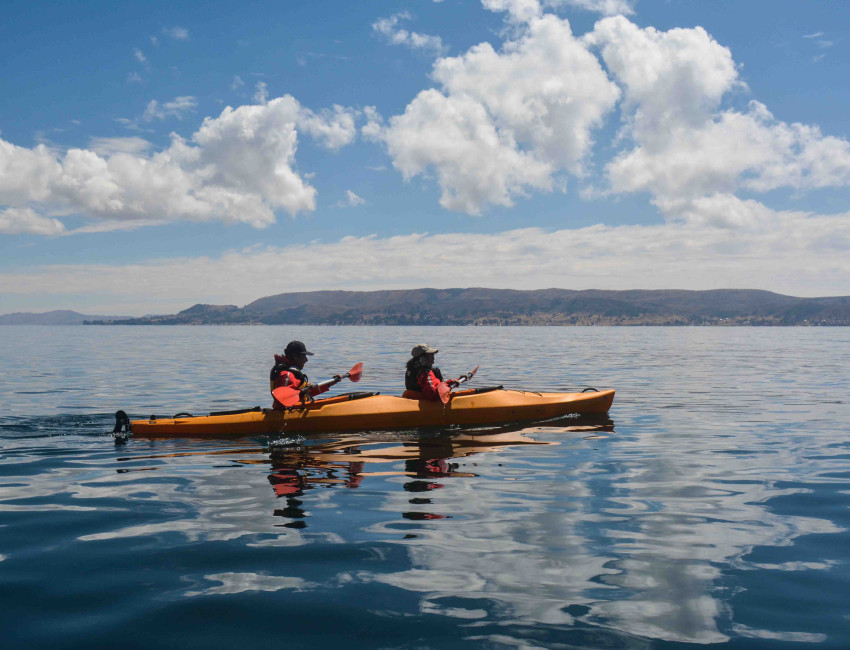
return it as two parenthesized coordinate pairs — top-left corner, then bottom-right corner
(272, 386), (302, 407)
(468, 366), (479, 380)
(348, 362), (363, 383)
(437, 381), (451, 404)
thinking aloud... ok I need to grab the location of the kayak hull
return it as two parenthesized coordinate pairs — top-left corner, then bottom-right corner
(129, 388), (615, 437)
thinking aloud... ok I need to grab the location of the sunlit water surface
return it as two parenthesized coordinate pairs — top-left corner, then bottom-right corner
(1, 326), (848, 649)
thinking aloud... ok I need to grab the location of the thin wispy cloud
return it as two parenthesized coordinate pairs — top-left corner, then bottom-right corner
(133, 47), (146, 63)
(334, 190), (366, 208)
(88, 136), (153, 156)
(3, 213), (848, 310)
(373, 12), (447, 57)
(142, 96), (198, 121)
(550, 0), (635, 16)
(801, 30), (832, 62)
(162, 26), (189, 40)
(253, 81), (268, 105)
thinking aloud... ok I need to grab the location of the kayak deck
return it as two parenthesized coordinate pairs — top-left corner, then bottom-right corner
(126, 388), (615, 437)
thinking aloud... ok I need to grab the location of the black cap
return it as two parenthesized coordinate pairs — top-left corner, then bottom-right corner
(284, 340), (313, 357)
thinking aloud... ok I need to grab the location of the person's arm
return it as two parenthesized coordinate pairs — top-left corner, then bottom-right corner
(306, 374), (342, 397)
(306, 382), (329, 397)
(432, 366), (459, 388)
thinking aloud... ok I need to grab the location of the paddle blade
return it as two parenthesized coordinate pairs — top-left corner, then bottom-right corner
(348, 362), (363, 383)
(437, 381), (451, 404)
(468, 366), (479, 380)
(272, 386), (302, 408)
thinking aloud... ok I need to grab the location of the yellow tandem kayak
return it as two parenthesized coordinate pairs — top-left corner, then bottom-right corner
(118, 387), (615, 437)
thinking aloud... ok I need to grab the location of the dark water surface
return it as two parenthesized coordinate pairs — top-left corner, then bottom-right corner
(1, 326), (848, 649)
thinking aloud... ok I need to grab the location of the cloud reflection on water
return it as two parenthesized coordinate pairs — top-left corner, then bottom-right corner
(183, 572), (315, 597)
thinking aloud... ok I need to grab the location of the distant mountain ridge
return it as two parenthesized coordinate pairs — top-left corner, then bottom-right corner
(94, 288), (850, 326)
(0, 310), (130, 325)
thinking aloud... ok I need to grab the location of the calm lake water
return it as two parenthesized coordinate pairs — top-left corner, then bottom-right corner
(1, 325), (849, 649)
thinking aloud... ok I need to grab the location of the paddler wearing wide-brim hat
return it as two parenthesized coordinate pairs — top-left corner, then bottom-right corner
(405, 343), (457, 401)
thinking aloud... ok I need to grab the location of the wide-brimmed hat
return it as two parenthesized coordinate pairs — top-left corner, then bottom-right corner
(411, 343), (438, 358)
(285, 340), (314, 357)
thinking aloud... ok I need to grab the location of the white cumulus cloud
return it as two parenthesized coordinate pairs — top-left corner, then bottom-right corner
(376, 7), (850, 223)
(0, 96), (361, 233)
(482, 0), (542, 23)
(384, 90), (554, 213)
(585, 16), (850, 220)
(0, 207), (65, 235)
(377, 12), (619, 214)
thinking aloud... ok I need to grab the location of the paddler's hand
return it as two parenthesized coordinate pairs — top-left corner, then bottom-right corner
(333, 374), (342, 384)
(447, 379), (460, 388)
(299, 384), (316, 403)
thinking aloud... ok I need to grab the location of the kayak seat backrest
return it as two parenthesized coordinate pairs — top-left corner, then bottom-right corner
(401, 390), (424, 400)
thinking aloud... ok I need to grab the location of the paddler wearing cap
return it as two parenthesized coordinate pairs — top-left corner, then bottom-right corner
(404, 344), (459, 402)
(270, 340), (341, 409)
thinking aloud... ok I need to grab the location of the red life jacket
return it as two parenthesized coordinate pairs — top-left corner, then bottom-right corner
(269, 354), (307, 391)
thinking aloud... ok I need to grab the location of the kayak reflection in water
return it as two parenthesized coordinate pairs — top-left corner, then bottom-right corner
(403, 343), (459, 401)
(269, 340), (342, 409)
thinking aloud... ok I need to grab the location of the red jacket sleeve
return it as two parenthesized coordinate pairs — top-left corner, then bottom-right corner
(417, 369), (446, 402)
(275, 370), (331, 397)
(308, 382), (330, 397)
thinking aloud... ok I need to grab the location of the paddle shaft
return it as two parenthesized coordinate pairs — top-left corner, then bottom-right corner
(438, 366), (479, 404)
(316, 362), (363, 390)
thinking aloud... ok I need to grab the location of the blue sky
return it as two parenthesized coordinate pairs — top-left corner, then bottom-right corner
(1, 0), (849, 315)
